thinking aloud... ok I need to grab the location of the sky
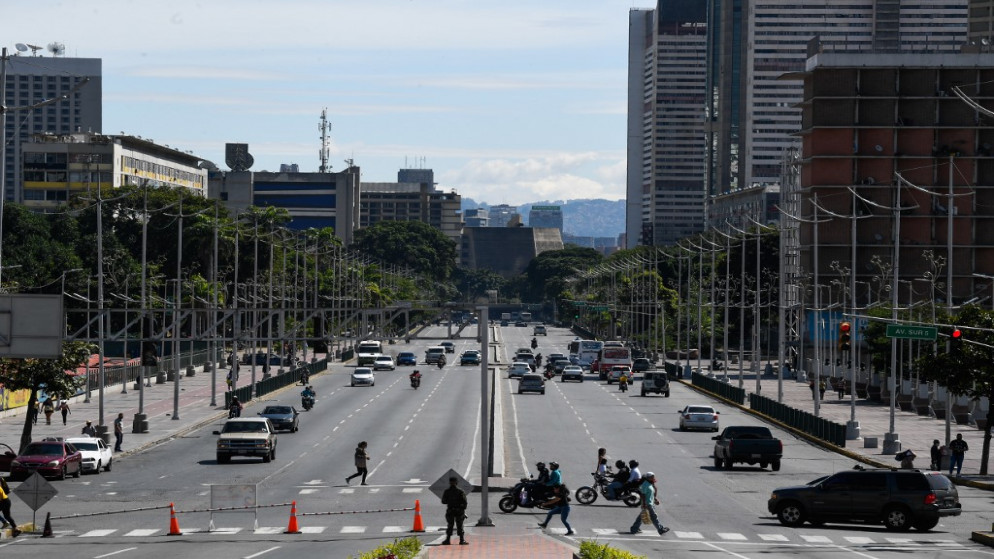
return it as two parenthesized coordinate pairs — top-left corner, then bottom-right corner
(6, 0), (654, 206)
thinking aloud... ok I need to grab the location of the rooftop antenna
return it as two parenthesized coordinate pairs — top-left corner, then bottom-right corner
(25, 43), (43, 56)
(318, 108), (331, 173)
(47, 42), (65, 57)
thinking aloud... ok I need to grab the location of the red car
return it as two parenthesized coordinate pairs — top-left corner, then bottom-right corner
(0, 442), (15, 472)
(11, 439), (83, 480)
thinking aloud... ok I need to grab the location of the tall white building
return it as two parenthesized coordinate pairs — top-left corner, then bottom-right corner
(1, 51), (101, 202)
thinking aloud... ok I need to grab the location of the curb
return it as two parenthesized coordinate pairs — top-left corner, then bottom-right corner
(972, 531), (994, 547)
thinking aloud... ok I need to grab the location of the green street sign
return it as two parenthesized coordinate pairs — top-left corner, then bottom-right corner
(885, 324), (937, 341)
(591, 305), (609, 311)
(573, 301), (586, 306)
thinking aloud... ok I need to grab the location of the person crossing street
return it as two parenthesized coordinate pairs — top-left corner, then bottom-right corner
(630, 472), (669, 535)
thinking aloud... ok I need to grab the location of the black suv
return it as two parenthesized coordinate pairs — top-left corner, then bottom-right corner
(768, 467), (960, 531)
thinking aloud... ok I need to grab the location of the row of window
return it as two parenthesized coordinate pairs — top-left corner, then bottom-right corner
(121, 156), (204, 186)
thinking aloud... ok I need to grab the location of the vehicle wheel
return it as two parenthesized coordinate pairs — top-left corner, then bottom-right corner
(723, 458), (733, 470)
(263, 451), (272, 463)
(271, 447), (277, 460)
(913, 517), (939, 531)
(95, 461), (101, 475)
(217, 454), (230, 464)
(73, 465), (81, 478)
(679, 424), (686, 431)
(665, 391), (670, 397)
(59, 466), (66, 480)
(518, 389), (523, 394)
(713, 456), (722, 468)
(772, 460), (781, 472)
(622, 493), (642, 507)
(351, 381), (355, 387)
(641, 390), (646, 397)
(713, 426), (719, 432)
(776, 501), (806, 527)
(498, 495), (518, 513)
(575, 486), (598, 505)
(105, 459), (112, 472)
(541, 390), (545, 394)
(882, 505), (912, 531)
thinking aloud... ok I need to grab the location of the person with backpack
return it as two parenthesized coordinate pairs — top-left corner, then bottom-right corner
(537, 483), (574, 535)
(896, 448), (916, 469)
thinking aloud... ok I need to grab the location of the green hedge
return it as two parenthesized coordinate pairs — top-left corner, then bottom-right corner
(578, 541), (647, 559)
(348, 537), (422, 559)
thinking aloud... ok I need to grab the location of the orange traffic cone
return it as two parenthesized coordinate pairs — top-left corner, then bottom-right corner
(284, 500), (301, 534)
(167, 502), (183, 536)
(411, 499), (425, 532)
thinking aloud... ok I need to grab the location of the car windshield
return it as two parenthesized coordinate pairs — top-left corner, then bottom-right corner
(23, 443), (63, 455)
(72, 442), (99, 451)
(263, 406), (292, 414)
(222, 421), (268, 433)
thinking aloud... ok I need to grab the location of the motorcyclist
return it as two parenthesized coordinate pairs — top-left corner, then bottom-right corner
(229, 396), (242, 418)
(437, 355), (446, 369)
(300, 370), (309, 385)
(546, 461), (562, 487)
(607, 459), (629, 500)
(531, 337), (538, 350)
(410, 370), (422, 387)
(301, 385), (316, 399)
(529, 462), (551, 503)
(619, 372), (629, 392)
(625, 459), (642, 492)
(535, 353), (543, 367)
(535, 461), (551, 484)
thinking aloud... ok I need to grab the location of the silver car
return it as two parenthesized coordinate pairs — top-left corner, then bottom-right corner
(518, 373), (546, 395)
(561, 365), (584, 383)
(351, 367), (375, 387)
(507, 362), (531, 379)
(678, 405), (720, 431)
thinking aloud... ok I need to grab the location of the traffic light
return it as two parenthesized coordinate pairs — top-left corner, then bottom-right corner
(838, 322), (852, 353)
(950, 327), (963, 355)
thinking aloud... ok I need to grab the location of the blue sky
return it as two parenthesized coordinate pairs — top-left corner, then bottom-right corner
(7, 0), (653, 206)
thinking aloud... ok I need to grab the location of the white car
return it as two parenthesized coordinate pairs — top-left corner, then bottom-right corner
(373, 355), (395, 371)
(65, 436), (113, 474)
(507, 362), (531, 379)
(678, 405), (720, 431)
(351, 367), (375, 387)
(561, 365), (584, 382)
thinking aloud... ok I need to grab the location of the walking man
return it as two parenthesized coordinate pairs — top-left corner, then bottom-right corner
(949, 433), (969, 477)
(441, 476), (468, 545)
(930, 439), (943, 471)
(345, 441), (369, 485)
(630, 472), (669, 535)
(81, 420), (97, 436)
(537, 483), (574, 535)
(113, 413), (124, 452)
(59, 399), (71, 426)
(0, 476), (21, 537)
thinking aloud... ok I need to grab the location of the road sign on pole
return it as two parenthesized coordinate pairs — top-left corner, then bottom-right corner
(885, 324), (937, 341)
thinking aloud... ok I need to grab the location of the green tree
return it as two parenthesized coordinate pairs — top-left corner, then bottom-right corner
(523, 246), (603, 304)
(0, 341), (93, 452)
(350, 221), (457, 282)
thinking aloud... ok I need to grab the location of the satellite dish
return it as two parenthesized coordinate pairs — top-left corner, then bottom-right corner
(15, 43), (28, 53)
(25, 44), (43, 56)
(47, 42), (65, 56)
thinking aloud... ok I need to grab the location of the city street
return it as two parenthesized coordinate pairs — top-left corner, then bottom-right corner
(1, 324), (993, 558)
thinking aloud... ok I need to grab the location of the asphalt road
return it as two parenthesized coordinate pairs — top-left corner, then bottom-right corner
(3, 323), (993, 558)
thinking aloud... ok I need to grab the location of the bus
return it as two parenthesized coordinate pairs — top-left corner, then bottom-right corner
(520, 311), (532, 322)
(597, 345), (632, 373)
(577, 340), (604, 368)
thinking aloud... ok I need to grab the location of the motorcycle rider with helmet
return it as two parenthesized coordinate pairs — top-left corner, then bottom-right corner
(546, 461), (562, 487)
(300, 385), (316, 410)
(228, 396), (243, 418)
(531, 337), (538, 350)
(607, 459), (630, 500)
(409, 369), (422, 388)
(625, 459), (642, 492)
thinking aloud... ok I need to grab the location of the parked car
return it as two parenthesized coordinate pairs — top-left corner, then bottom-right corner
(561, 365), (584, 382)
(351, 367), (375, 387)
(373, 355), (396, 371)
(712, 425), (782, 471)
(396, 351), (417, 366)
(65, 436), (113, 474)
(0, 442), (15, 472)
(441, 341), (456, 353)
(11, 440), (83, 480)
(214, 417), (278, 464)
(768, 468), (961, 531)
(460, 350), (482, 365)
(641, 370), (669, 397)
(518, 373), (546, 394)
(257, 404), (299, 432)
(679, 404), (718, 430)
(507, 362), (531, 379)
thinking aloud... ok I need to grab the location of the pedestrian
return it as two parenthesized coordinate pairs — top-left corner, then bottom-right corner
(81, 420), (97, 436)
(441, 476), (469, 545)
(0, 476), (22, 537)
(818, 379), (826, 400)
(630, 472), (669, 535)
(28, 402), (38, 425)
(345, 441), (369, 485)
(225, 371), (233, 391)
(59, 399), (71, 426)
(537, 483), (574, 535)
(836, 378), (845, 399)
(930, 439), (942, 471)
(113, 413), (124, 452)
(896, 448), (916, 469)
(42, 399), (55, 425)
(949, 433), (969, 477)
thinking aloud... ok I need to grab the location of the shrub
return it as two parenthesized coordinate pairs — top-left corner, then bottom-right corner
(578, 540), (647, 559)
(349, 537), (423, 559)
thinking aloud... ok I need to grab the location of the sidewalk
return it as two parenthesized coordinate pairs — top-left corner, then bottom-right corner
(679, 362), (994, 490)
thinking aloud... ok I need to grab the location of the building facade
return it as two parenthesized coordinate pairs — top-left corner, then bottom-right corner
(463, 207), (489, 227)
(487, 204), (519, 228)
(360, 169), (462, 245)
(528, 205), (563, 231)
(2, 53), (102, 202)
(461, 227), (564, 277)
(21, 132), (206, 210)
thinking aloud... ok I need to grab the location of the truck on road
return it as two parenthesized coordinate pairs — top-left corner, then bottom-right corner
(712, 425), (782, 471)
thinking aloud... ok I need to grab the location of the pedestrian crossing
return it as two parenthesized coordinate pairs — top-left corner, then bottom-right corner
(57, 526), (967, 547)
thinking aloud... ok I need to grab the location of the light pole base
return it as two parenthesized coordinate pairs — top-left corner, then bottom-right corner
(475, 517), (495, 527)
(882, 432), (901, 454)
(845, 420), (861, 440)
(131, 413), (148, 434)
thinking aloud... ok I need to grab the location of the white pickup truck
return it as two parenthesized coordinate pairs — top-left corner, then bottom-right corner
(214, 418), (278, 464)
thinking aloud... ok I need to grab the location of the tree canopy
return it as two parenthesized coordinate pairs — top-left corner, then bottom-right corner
(350, 220), (457, 283)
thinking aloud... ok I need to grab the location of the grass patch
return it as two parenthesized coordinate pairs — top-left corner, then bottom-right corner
(577, 540), (647, 559)
(348, 536), (423, 559)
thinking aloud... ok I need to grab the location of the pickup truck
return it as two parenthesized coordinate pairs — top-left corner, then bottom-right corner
(712, 425), (782, 471)
(214, 418), (278, 464)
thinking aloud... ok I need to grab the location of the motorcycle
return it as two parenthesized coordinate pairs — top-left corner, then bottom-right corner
(543, 368), (555, 380)
(575, 472), (642, 507)
(411, 375), (421, 389)
(498, 478), (554, 513)
(619, 378), (628, 392)
(531, 338), (538, 350)
(228, 404), (242, 419)
(301, 395), (315, 411)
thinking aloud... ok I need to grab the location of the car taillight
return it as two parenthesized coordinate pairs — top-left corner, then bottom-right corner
(712, 415), (718, 421)
(684, 414), (690, 420)
(778, 441), (783, 452)
(924, 492), (937, 505)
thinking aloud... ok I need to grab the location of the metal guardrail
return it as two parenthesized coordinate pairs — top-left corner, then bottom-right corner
(749, 393), (847, 447)
(691, 371), (745, 405)
(224, 359), (328, 409)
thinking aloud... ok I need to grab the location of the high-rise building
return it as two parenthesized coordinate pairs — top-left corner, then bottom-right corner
(968, 0), (994, 45)
(528, 205), (563, 231)
(626, 2), (708, 248)
(360, 169), (463, 245)
(2, 51), (101, 202)
(463, 207), (489, 227)
(488, 204), (519, 228)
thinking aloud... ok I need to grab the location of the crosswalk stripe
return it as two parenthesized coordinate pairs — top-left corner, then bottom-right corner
(844, 536), (875, 544)
(932, 540), (963, 547)
(757, 534), (789, 541)
(885, 538), (918, 545)
(340, 526), (365, 533)
(299, 488), (319, 494)
(591, 528), (618, 535)
(80, 529), (116, 537)
(339, 488), (355, 494)
(124, 529), (159, 537)
(254, 527), (284, 534)
(800, 535), (833, 544)
(402, 488), (423, 493)
(674, 531), (703, 539)
(299, 526), (325, 534)
(210, 527), (242, 534)
(382, 526), (406, 533)
(717, 533), (748, 541)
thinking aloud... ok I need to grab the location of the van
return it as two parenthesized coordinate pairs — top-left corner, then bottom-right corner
(425, 346), (446, 364)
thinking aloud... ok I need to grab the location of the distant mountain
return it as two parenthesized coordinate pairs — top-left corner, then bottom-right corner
(462, 198), (625, 238)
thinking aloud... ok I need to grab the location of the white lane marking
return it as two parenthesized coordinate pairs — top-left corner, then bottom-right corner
(341, 526), (366, 533)
(592, 528), (619, 535)
(402, 488), (423, 493)
(383, 526), (406, 533)
(94, 548), (138, 558)
(81, 529), (117, 537)
(703, 542), (755, 559)
(717, 533), (748, 540)
(844, 536), (875, 544)
(464, 393), (482, 479)
(300, 526), (325, 534)
(675, 531), (704, 539)
(210, 527), (242, 534)
(884, 538), (917, 545)
(124, 529), (159, 537)
(299, 488), (319, 494)
(509, 376), (529, 478)
(757, 534), (789, 541)
(367, 458), (386, 479)
(339, 488), (355, 494)
(800, 535), (833, 544)
(244, 547), (281, 559)
(253, 527), (283, 534)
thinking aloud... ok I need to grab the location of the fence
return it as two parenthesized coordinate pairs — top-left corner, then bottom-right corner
(76, 348), (223, 396)
(749, 393), (847, 447)
(691, 371), (745, 405)
(224, 359), (328, 409)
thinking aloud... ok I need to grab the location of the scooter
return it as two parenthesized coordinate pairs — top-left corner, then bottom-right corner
(301, 395), (315, 411)
(619, 378), (628, 392)
(574, 472), (642, 507)
(498, 478), (554, 513)
(228, 404), (242, 419)
(411, 375), (421, 389)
